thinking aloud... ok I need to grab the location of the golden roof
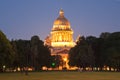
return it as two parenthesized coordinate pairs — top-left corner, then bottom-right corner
(53, 9), (71, 30)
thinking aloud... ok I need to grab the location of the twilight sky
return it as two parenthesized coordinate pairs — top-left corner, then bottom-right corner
(0, 0), (120, 40)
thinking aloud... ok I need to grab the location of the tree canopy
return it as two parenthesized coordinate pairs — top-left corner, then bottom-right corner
(69, 32), (120, 71)
(11, 35), (51, 71)
(0, 30), (15, 70)
(0, 29), (120, 71)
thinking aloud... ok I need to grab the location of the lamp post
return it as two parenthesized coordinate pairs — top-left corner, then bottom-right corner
(3, 65), (6, 72)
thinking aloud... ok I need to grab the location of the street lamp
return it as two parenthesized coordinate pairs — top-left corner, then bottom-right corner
(3, 65), (6, 72)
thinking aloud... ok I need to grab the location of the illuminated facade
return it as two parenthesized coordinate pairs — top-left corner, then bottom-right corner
(44, 9), (75, 69)
(51, 9), (74, 47)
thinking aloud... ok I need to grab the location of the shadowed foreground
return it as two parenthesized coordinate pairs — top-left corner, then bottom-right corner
(0, 72), (120, 80)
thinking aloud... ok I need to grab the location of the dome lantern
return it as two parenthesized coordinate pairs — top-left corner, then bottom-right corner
(59, 9), (64, 17)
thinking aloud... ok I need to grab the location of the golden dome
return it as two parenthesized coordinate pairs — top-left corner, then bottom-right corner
(53, 9), (71, 30)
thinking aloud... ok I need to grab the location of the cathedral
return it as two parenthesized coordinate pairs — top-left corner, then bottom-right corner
(44, 9), (75, 69)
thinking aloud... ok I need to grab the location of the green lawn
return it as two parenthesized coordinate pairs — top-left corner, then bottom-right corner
(0, 71), (120, 80)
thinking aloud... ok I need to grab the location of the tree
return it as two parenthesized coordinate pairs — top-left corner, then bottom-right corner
(100, 32), (120, 71)
(69, 36), (95, 70)
(0, 30), (15, 71)
(86, 36), (105, 70)
(30, 36), (51, 70)
(11, 36), (51, 71)
(100, 32), (111, 39)
(11, 40), (31, 70)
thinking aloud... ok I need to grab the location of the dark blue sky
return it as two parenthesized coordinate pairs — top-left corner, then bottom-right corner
(0, 0), (120, 40)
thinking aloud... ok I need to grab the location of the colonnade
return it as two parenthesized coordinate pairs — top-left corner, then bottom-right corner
(51, 31), (73, 42)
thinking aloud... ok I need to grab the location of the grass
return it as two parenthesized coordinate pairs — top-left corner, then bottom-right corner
(0, 71), (120, 80)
